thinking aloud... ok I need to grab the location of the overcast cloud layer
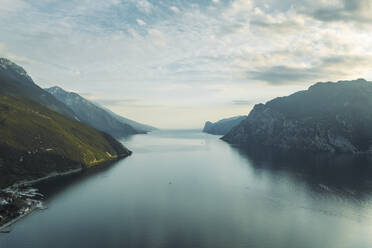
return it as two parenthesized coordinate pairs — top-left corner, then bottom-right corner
(0, 0), (371, 128)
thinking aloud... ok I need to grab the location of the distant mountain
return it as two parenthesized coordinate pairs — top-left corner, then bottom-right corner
(0, 58), (77, 119)
(102, 107), (156, 133)
(203, 116), (246, 135)
(222, 79), (372, 154)
(0, 58), (131, 188)
(45, 86), (144, 138)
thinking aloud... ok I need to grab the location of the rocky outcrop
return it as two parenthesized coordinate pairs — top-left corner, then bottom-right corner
(203, 116), (246, 135)
(222, 79), (372, 154)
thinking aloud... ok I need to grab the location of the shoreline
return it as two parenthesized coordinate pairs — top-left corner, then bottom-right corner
(11, 167), (83, 188)
(0, 155), (130, 232)
(2, 151), (132, 190)
(0, 168), (82, 233)
(0, 153), (131, 232)
(0, 205), (38, 232)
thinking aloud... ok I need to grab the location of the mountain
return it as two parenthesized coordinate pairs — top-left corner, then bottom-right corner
(203, 116), (246, 135)
(45, 86), (144, 138)
(0, 58), (131, 188)
(0, 95), (131, 188)
(0, 58), (77, 119)
(102, 107), (156, 133)
(222, 79), (372, 154)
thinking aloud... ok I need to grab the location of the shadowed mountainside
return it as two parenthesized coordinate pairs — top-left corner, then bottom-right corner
(45, 86), (144, 138)
(223, 79), (372, 154)
(101, 106), (156, 133)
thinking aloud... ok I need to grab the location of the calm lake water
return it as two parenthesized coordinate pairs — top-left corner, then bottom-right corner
(2, 130), (372, 248)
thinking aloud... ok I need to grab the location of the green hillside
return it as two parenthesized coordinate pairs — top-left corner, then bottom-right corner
(0, 94), (131, 188)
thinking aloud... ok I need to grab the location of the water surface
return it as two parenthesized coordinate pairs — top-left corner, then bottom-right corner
(2, 130), (372, 248)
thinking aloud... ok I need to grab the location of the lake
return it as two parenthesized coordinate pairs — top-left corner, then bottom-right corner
(1, 130), (372, 248)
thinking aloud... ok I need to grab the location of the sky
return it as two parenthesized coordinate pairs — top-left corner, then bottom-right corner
(0, 0), (371, 128)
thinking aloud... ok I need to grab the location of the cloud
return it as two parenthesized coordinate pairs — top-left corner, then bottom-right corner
(147, 28), (168, 47)
(136, 19), (146, 26)
(0, 0), (29, 14)
(94, 98), (140, 106)
(222, 0), (252, 27)
(2, 53), (36, 65)
(135, 0), (153, 14)
(249, 7), (305, 33)
(250, 65), (320, 84)
(249, 55), (372, 84)
(302, 0), (372, 24)
(232, 100), (255, 105)
(169, 6), (180, 13)
(95, 98), (164, 110)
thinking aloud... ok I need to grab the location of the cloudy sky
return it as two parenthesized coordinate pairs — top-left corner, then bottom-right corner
(0, 0), (371, 128)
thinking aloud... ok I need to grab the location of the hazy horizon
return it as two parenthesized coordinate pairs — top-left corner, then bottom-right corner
(1, 0), (371, 128)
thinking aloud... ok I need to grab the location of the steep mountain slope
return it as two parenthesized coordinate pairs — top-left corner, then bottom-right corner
(102, 107), (156, 133)
(0, 58), (131, 188)
(222, 79), (372, 154)
(45, 86), (142, 138)
(0, 58), (77, 119)
(0, 95), (131, 188)
(203, 116), (246, 135)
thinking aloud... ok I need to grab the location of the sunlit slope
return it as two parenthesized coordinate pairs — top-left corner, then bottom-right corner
(0, 94), (131, 188)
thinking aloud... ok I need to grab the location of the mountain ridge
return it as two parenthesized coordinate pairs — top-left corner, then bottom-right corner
(0, 58), (77, 119)
(45, 86), (143, 138)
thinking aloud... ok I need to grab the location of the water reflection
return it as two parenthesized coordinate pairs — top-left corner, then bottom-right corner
(35, 160), (123, 200)
(234, 145), (372, 202)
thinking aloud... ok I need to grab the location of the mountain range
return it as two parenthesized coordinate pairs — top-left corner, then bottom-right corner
(45, 86), (154, 138)
(0, 58), (134, 188)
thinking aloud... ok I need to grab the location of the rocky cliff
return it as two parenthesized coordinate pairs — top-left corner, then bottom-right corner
(203, 116), (246, 135)
(222, 79), (372, 154)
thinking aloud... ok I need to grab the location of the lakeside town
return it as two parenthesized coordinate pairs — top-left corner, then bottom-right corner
(0, 186), (46, 232)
